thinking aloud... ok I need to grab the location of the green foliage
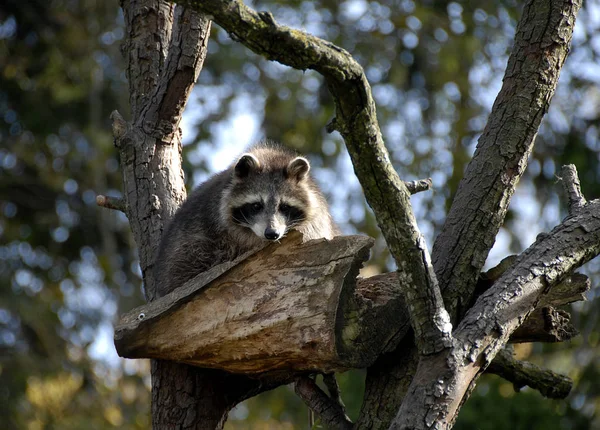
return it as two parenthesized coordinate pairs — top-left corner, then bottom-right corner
(2, 0), (600, 428)
(0, 1), (147, 428)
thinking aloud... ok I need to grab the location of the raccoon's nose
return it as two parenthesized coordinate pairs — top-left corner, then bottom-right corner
(264, 228), (280, 240)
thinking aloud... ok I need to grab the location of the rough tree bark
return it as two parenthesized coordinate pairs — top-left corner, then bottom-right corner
(362, 1), (584, 426)
(104, 2), (263, 429)
(101, 0), (591, 429)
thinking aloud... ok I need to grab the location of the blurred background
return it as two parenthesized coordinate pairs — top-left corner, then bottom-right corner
(2, 0), (600, 428)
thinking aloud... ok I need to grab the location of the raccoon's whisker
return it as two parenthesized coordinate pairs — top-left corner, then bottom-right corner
(287, 218), (306, 228)
(232, 216), (249, 226)
(232, 209), (254, 226)
(240, 211), (254, 225)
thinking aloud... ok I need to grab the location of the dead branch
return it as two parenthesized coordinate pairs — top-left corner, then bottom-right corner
(487, 347), (573, 399)
(96, 195), (126, 213)
(323, 373), (347, 414)
(560, 164), (587, 215)
(511, 306), (578, 343)
(295, 376), (353, 430)
(114, 233), (380, 374)
(538, 273), (590, 307)
(403, 178), (433, 195)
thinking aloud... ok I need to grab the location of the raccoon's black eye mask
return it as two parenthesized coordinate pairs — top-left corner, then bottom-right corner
(231, 198), (306, 227)
(231, 202), (263, 225)
(279, 202), (304, 223)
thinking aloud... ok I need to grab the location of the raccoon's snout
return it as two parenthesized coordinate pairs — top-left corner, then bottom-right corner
(264, 228), (281, 241)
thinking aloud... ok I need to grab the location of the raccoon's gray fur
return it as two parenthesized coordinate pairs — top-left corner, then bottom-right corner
(154, 142), (339, 297)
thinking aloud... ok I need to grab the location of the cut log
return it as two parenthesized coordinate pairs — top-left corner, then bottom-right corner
(115, 232), (380, 375)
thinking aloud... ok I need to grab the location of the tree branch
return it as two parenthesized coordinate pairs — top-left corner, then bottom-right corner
(478, 263), (590, 308)
(431, 0), (583, 321)
(323, 373), (346, 413)
(96, 194), (126, 213)
(510, 306), (578, 343)
(114, 233), (379, 373)
(111, 109), (128, 141)
(538, 272), (590, 307)
(478, 268), (588, 343)
(560, 164), (586, 215)
(487, 347), (573, 399)
(392, 196), (600, 428)
(404, 178), (433, 195)
(359, 261), (588, 427)
(295, 377), (353, 430)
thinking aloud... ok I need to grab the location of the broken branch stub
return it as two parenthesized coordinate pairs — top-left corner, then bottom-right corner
(511, 306), (578, 343)
(114, 232), (388, 375)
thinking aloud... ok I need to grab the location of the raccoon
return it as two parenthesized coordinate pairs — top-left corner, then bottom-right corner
(154, 142), (339, 298)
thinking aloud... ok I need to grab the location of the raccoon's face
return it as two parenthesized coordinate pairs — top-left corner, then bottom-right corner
(222, 152), (313, 242)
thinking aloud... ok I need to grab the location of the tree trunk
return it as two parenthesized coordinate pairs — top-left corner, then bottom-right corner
(113, 2), (253, 428)
(151, 362), (272, 429)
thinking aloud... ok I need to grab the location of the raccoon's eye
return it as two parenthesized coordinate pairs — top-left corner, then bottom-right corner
(232, 202), (263, 225)
(279, 203), (304, 222)
(242, 202), (263, 216)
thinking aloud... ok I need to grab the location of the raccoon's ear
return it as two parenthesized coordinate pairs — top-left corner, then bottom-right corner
(286, 157), (310, 181)
(234, 154), (261, 178)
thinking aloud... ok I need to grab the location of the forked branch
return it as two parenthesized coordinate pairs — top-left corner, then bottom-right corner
(392, 195), (600, 428)
(432, 0), (583, 321)
(138, 6), (211, 143)
(361, 0), (584, 425)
